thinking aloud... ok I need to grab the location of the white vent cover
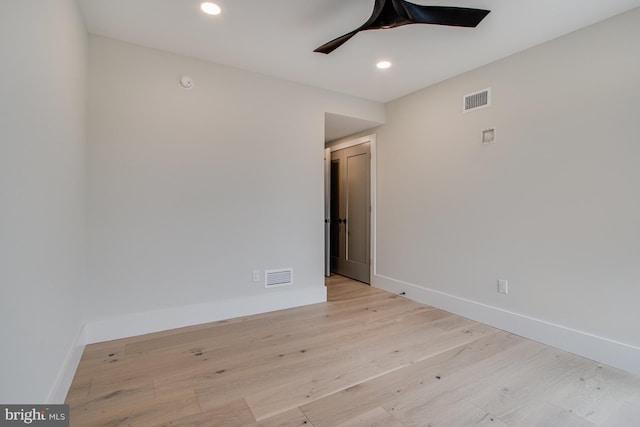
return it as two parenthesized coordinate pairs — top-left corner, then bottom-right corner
(463, 88), (491, 112)
(265, 268), (293, 288)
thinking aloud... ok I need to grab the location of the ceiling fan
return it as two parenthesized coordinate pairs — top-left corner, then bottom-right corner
(314, 0), (491, 54)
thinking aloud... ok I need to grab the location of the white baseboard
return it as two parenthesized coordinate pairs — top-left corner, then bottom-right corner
(47, 324), (86, 404)
(84, 287), (327, 344)
(372, 274), (640, 377)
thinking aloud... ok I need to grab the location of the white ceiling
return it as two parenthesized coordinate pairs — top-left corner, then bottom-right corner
(79, 0), (640, 104)
(78, 1), (639, 141)
(325, 113), (382, 143)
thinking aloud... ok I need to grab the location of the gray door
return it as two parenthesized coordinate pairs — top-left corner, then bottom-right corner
(324, 148), (331, 277)
(330, 143), (370, 283)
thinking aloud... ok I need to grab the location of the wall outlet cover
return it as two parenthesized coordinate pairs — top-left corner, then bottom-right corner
(498, 279), (508, 294)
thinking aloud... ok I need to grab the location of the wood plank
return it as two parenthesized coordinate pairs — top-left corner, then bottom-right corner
(390, 402), (509, 427)
(300, 332), (528, 427)
(545, 363), (640, 425)
(381, 343), (569, 426)
(517, 401), (597, 427)
(602, 401), (640, 427)
(245, 408), (313, 427)
(175, 300), (445, 413)
(470, 349), (590, 425)
(335, 406), (405, 427)
(242, 317), (488, 420)
(68, 384), (200, 427)
(153, 398), (254, 427)
(175, 309), (459, 402)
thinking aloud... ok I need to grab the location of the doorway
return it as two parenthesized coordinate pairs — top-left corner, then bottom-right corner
(324, 135), (375, 284)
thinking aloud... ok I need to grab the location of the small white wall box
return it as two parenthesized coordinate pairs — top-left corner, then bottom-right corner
(482, 128), (496, 144)
(179, 76), (193, 89)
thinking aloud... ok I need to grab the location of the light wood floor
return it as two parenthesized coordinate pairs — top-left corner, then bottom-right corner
(66, 275), (640, 426)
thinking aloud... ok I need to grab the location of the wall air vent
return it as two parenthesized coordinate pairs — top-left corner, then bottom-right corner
(463, 88), (491, 112)
(265, 268), (293, 288)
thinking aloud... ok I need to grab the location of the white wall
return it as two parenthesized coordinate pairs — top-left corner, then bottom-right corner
(86, 36), (384, 341)
(375, 8), (640, 373)
(0, 0), (88, 403)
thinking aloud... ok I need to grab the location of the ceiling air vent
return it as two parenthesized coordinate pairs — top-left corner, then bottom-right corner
(265, 268), (293, 288)
(463, 88), (491, 112)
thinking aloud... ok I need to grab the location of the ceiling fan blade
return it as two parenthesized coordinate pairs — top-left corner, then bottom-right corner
(399, 3), (490, 27)
(315, 0), (388, 54)
(314, 30), (360, 54)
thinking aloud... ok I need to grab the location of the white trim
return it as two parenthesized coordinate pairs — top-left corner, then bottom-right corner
(84, 287), (327, 344)
(328, 135), (372, 153)
(372, 273), (640, 376)
(370, 135), (377, 280)
(324, 146), (331, 277)
(326, 134), (378, 282)
(46, 324), (86, 403)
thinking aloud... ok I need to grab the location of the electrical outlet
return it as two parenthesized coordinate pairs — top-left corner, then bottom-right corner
(498, 280), (508, 294)
(252, 269), (260, 282)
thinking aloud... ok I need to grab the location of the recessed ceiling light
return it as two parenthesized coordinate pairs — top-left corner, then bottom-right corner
(376, 61), (392, 69)
(200, 2), (221, 15)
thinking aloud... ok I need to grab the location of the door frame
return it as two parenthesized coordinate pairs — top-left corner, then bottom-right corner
(324, 134), (377, 280)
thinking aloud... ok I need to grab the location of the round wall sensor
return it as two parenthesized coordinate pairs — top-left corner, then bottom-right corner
(179, 76), (193, 90)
